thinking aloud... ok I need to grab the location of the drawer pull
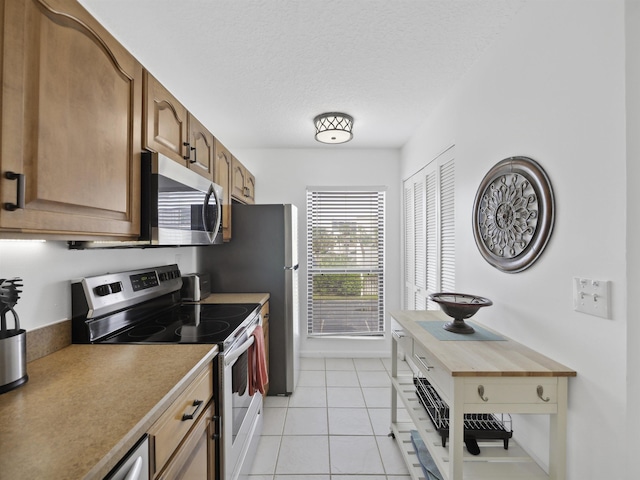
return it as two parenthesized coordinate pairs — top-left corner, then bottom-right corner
(413, 353), (434, 371)
(477, 385), (489, 402)
(181, 399), (204, 421)
(537, 385), (550, 402)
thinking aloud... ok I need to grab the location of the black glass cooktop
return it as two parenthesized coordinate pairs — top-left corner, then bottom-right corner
(100, 303), (260, 347)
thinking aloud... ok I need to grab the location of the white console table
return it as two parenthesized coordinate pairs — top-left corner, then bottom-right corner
(389, 310), (576, 480)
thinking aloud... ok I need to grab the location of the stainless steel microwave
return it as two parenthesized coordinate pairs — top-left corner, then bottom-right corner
(69, 152), (223, 249)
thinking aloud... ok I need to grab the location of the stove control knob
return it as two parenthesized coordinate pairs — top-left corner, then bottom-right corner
(94, 284), (111, 296)
(110, 282), (123, 293)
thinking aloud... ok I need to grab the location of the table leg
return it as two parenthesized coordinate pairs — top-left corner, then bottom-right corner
(449, 379), (465, 480)
(549, 377), (568, 480)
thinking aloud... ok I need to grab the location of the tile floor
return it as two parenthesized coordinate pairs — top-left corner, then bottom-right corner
(249, 357), (414, 480)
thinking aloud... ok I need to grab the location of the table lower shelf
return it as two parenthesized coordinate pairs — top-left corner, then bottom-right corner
(391, 376), (550, 480)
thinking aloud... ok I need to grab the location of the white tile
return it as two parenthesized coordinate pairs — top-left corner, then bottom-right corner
(276, 435), (330, 474)
(297, 370), (326, 387)
(264, 395), (289, 408)
(362, 386), (392, 408)
(247, 476), (273, 480)
(329, 436), (385, 474)
(353, 357), (386, 371)
(357, 370), (391, 387)
(326, 387), (366, 408)
(250, 435), (281, 475)
(275, 476), (330, 480)
(288, 386), (327, 408)
(367, 408), (392, 436)
(367, 406), (411, 436)
(326, 370), (359, 387)
(376, 435), (411, 475)
(325, 358), (355, 370)
(300, 357), (326, 370)
(328, 408), (373, 435)
(283, 407), (328, 435)
(262, 407), (287, 435)
(332, 477), (386, 480)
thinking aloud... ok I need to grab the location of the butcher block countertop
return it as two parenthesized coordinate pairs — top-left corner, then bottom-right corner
(391, 310), (576, 377)
(0, 343), (218, 479)
(200, 292), (270, 305)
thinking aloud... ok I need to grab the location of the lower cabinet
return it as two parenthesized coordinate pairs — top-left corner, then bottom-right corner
(156, 402), (215, 480)
(148, 364), (215, 479)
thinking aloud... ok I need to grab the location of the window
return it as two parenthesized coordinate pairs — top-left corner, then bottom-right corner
(403, 147), (455, 309)
(307, 187), (385, 336)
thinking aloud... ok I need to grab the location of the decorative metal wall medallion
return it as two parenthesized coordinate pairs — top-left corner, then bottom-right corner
(472, 156), (555, 273)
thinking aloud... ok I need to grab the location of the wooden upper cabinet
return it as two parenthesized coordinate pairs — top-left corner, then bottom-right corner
(231, 156), (255, 205)
(143, 71), (214, 180)
(214, 139), (233, 241)
(0, 0), (142, 238)
(143, 70), (188, 165)
(188, 114), (214, 180)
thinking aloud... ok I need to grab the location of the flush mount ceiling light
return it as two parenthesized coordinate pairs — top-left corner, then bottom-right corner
(314, 112), (354, 144)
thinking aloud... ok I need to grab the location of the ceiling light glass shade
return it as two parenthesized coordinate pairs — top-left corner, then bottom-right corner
(314, 112), (354, 144)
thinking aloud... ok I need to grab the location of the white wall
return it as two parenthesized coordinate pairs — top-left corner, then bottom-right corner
(0, 242), (198, 331)
(401, 1), (627, 479)
(626, 1), (640, 479)
(235, 147), (401, 357)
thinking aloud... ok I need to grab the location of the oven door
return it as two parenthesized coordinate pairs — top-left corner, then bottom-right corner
(222, 328), (263, 480)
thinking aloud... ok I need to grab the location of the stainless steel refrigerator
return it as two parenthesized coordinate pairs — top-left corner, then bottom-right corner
(198, 203), (299, 396)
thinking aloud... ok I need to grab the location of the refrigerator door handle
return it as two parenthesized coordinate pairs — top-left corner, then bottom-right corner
(284, 265), (299, 271)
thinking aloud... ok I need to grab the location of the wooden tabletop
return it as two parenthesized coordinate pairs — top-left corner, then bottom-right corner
(390, 310), (576, 377)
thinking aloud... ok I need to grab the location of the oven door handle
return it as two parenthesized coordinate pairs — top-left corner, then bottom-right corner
(224, 335), (255, 367)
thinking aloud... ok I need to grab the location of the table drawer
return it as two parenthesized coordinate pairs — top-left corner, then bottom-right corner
(149, 365), (214, 474)
(412, 341), (452, 399)
(392, 329), (413, 356)
(464, 378), (558, 406)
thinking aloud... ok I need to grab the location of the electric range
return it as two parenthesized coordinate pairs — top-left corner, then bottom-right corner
(71, 264), (264, 480)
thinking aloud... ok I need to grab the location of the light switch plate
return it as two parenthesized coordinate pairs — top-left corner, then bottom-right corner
(573, 277), (611, 319)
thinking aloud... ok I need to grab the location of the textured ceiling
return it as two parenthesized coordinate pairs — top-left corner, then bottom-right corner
(79, 0), (526, 150)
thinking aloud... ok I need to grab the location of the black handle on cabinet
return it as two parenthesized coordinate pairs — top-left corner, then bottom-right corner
(181, 399), (204, 421)
(4, 172), (25, 211)
(183, 142), (197, 164)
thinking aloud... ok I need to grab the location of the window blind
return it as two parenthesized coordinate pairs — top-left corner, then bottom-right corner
(307, 189), (385, 336)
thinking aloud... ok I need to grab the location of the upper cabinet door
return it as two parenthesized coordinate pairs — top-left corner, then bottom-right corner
(214, 138), (232, 241)
(188, 113), (214, 180)
(231, 156), (255, 205)
(0, 0), (142, 238)
(143, 70), (188, 166)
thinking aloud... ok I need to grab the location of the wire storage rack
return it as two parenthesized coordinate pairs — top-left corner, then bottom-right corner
(414, 376), (513, 450)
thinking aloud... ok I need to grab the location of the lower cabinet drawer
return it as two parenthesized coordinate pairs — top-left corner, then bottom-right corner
(464, 378), (558, 406)
(157, 402), (215, 480)
(149, 365), (214, 475)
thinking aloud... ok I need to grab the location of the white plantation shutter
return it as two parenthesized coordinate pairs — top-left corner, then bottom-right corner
(307, 188), (385, 336)
(425, 169), (438, 309)
(403, 146), (456, 310)
(403, 185), (415, 309)
(440, 158), (456, 292)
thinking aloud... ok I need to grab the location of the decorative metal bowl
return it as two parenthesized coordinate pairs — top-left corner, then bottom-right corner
(428, 292), (493, 334)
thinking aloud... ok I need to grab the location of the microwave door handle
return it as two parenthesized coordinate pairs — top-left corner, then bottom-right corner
(224, 335), (255, 367)
(203, 185), (222, 242)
